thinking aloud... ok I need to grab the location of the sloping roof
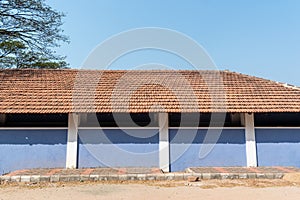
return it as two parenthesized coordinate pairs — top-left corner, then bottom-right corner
(0, 69), (300, 113)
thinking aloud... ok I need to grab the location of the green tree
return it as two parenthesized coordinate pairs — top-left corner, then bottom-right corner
(0, 0), (69, 69)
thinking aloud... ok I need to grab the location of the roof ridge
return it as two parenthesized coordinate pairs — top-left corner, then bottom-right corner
(1, 68), (299, 90)
(0, 68), (221, 72)
(223, 70), (300, 91)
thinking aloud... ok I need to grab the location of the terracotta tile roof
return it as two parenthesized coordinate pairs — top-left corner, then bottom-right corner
(0, 69), (300, 113)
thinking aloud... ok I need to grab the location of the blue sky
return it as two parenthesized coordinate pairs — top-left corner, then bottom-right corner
(47, 0), (300, 86)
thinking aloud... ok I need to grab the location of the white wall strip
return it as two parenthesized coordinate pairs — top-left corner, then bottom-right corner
(66, 113), (79, 169)
(245, 113), (258, 167)
(159, 113), (170, 173)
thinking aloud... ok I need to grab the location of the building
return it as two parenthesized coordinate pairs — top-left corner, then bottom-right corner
(1, 69), (300, 174)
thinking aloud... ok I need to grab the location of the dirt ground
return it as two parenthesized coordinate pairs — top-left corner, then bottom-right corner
(1, 178), (300, 200)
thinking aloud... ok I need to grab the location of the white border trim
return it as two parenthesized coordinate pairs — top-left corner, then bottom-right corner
(2, 126), (300, 130)
(0, 127), (68, 130)
(78, 127), (159, 130)
(169, 127), (245, 130)
(255, 127), (300, 129)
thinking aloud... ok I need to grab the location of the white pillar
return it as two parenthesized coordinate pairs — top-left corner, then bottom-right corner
(158, 113), (170, 172)
(66, 113), (79, 169)
(244, 113), (258, 167)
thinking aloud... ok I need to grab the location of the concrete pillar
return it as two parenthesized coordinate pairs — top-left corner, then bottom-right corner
(158, 112), (170, 172)
(66, 113), (79, 169)
(244, 113), (258, 167)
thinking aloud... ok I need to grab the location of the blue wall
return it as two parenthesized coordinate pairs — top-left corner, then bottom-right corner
(3, 127), (299, 174)
(0, 129), (67, 175)
(256, 128), (300, 167)
(78, 129), (159, 168)
(170, 129), (246, 171)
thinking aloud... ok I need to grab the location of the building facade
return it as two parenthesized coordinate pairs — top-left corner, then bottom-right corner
(1, 69), (300, 174)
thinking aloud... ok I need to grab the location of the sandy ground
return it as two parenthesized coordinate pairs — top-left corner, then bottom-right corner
(1, 179), (300, 200)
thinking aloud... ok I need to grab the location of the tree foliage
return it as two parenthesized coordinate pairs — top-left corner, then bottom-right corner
(0, 0), (69, 69)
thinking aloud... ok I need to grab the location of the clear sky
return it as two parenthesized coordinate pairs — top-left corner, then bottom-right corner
(46, 0), (300, 86)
